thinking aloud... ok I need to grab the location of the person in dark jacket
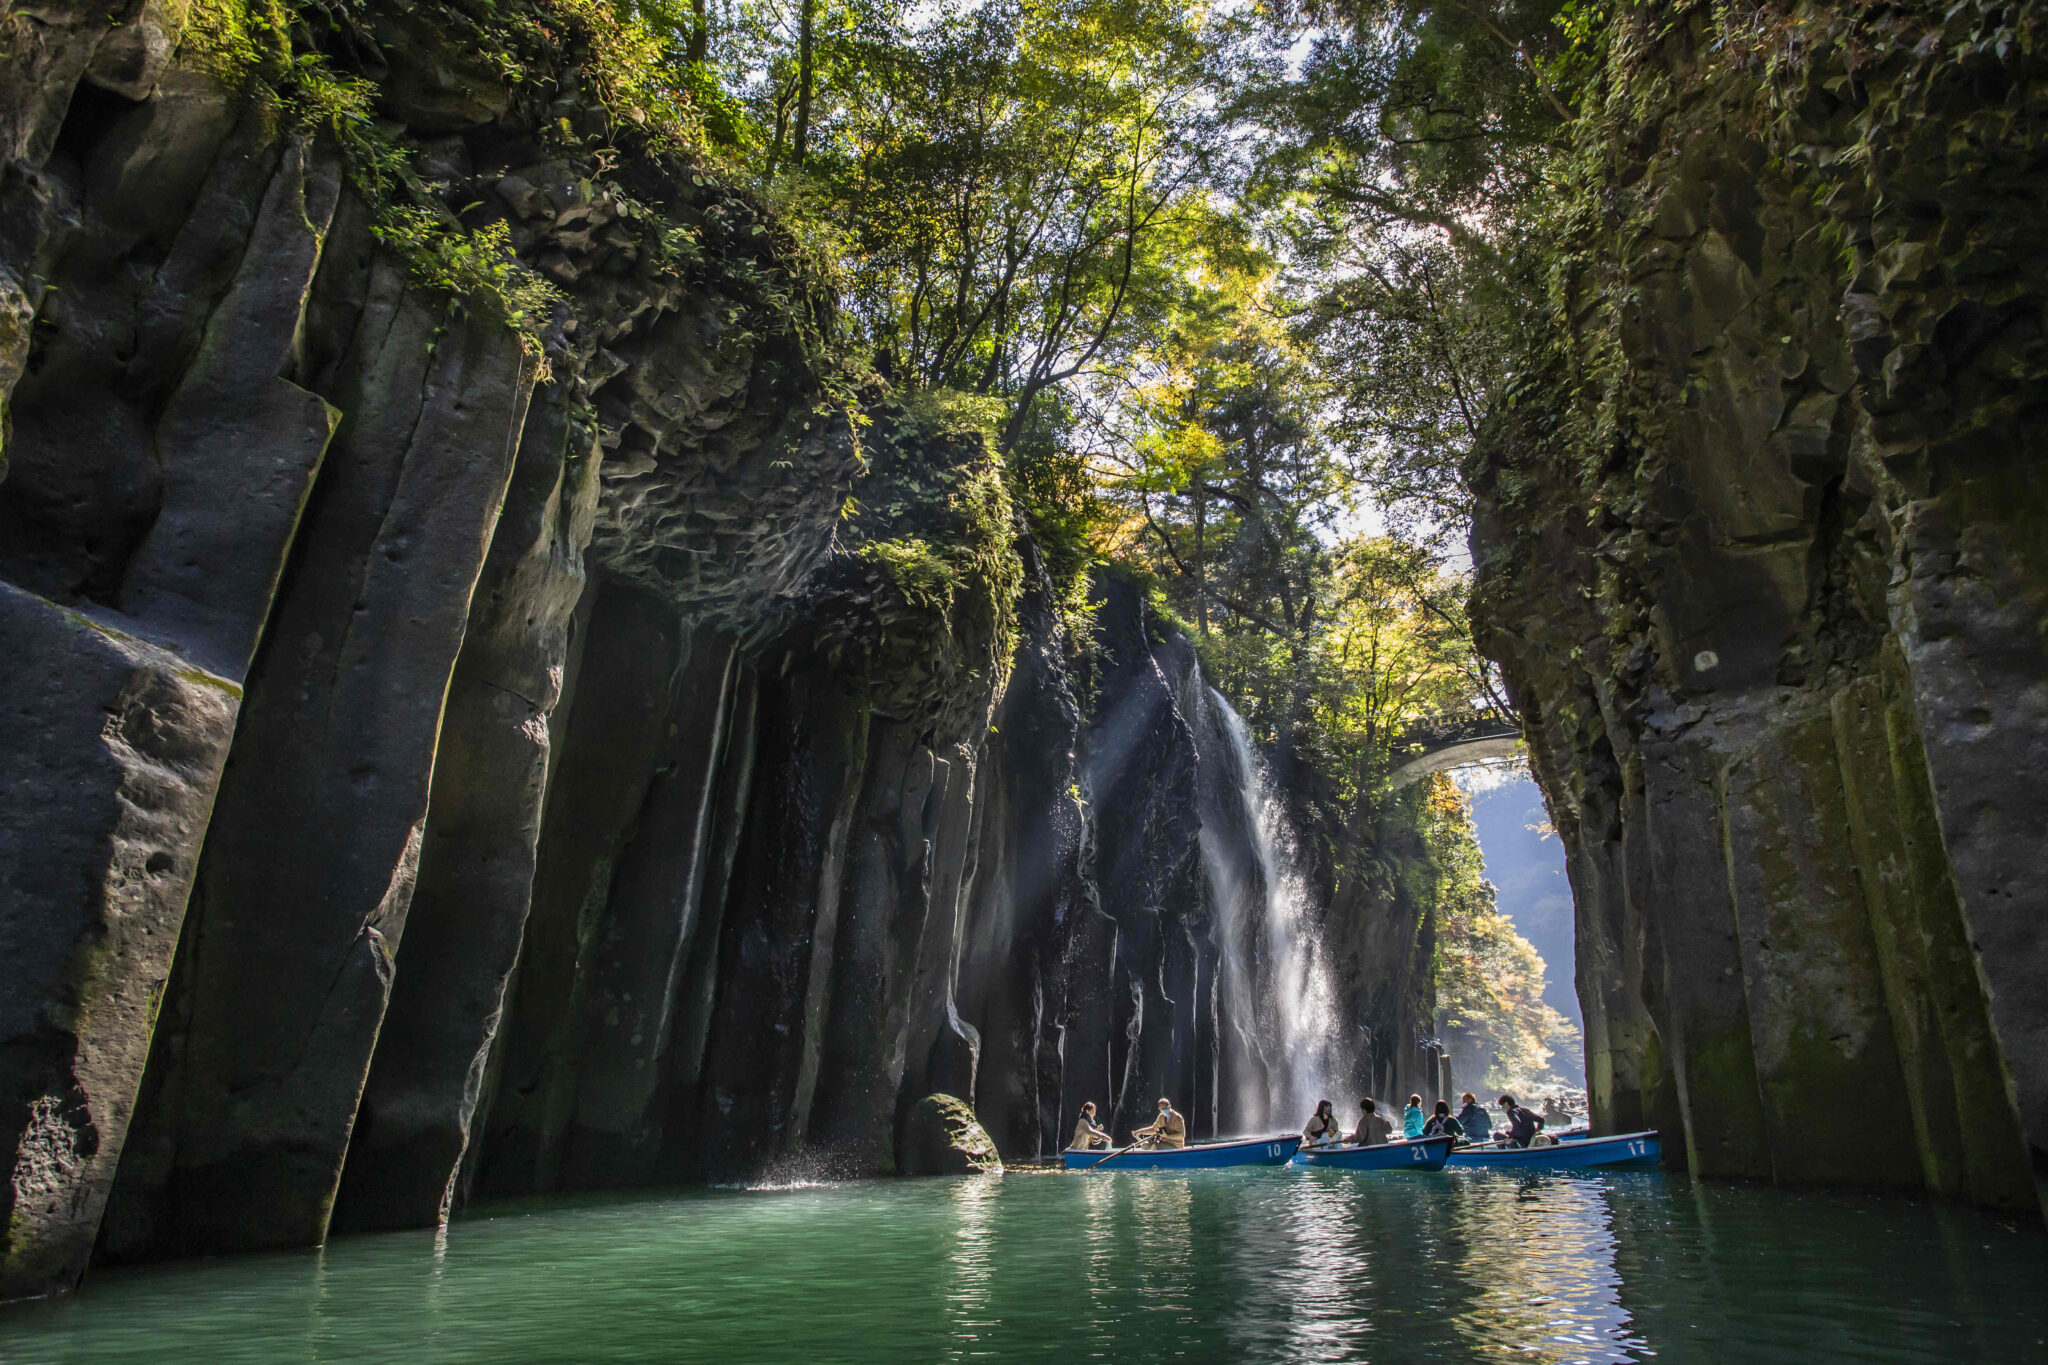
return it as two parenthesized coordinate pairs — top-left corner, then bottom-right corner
(1455, 1092), (1494, 1145)
(1351, 1097), (1393, 1146)
(1497, 1093), (1545, 1148)
(1420, 1100), (1465, 1142)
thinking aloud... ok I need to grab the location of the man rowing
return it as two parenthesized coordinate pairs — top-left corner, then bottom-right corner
(1130, 1096), (1187, 1148)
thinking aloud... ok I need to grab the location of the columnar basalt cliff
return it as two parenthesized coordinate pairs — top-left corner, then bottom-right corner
(0, 0), (1450, 1304)
(1470, 0), (2047, 1217)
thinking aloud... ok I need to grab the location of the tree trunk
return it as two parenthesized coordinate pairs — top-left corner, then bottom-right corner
(793, 0), (817, 169)
(687, 0), (709, 65)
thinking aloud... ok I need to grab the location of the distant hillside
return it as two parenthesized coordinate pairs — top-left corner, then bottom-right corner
(1466, 776), (1580, 1048)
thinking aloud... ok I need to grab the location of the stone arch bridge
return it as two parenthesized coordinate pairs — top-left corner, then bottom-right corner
(1389, 706), (1523, 789)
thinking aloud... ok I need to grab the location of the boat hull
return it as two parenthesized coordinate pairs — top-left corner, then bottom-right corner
(1446, 1130), (1660, 1171)
(1063, 1135), (1302, 1171)
(1294, 1137), (1452, 1171)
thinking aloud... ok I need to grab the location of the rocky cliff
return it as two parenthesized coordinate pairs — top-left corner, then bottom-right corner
(0, 0), (1448, 1303)
(1470, 0), (2047, 1217)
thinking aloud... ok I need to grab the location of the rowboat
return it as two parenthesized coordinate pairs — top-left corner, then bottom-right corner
(1293, 1136), (1453, 1171)
(1062, 1134), (1302, 1170)
(1445, 1130), (1660, 1170)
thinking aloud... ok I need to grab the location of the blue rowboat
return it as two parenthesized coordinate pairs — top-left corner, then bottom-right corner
(1062, 1134), (1302, 1171)
(1294, 1136), (1452, 1171)
(1446, 1130), (1660, 1171)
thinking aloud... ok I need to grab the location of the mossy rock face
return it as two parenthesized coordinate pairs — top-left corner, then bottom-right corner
(899, 1095), (1004, 1177)
(756, 394), (1024, 749)
(1466, 0), (2048, 1215)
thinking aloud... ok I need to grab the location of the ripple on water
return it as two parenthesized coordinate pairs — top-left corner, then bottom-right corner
(2, 1168), (2043, 1363)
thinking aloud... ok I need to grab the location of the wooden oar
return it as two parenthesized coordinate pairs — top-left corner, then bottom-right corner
(1087, 1137), (1156, 1169)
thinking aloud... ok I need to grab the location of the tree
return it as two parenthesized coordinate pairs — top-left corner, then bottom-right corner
(1242, 0), (1581, 538)
(823, 0), (1226, 455)
(1426, 778), (1579, 1095)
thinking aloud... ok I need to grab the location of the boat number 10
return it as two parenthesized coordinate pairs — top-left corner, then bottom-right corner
(1267, 1144), (1285, 1158)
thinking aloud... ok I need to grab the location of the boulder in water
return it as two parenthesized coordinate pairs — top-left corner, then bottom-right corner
(899, 1095), (1004, 1176)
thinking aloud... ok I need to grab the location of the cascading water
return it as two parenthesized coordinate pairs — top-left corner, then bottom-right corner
(1202, 690), (1358, 1133)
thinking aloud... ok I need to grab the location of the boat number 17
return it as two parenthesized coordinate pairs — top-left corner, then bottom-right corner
(1626, 1141), (1647, 1157)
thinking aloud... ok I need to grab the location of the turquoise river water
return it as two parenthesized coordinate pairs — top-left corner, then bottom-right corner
(3, 1163), (2043, 1363)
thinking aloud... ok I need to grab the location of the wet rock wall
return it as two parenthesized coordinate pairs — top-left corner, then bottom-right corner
(0, 0), (1447, 1303)
(1469, 0), (2047, 1216)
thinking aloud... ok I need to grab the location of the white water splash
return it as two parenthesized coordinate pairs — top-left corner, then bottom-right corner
(1205, 691), (1356, 1132)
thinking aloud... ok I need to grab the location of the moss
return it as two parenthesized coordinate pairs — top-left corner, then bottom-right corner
(56, 609), (243, 696)
(206, 45), (535, 335)
(368, 209), (561, 337)
(173, 667), (244, 699)
(855, 537), (957, 615)
(1878, 653), (2041, 1211)
(177, 0), (293, 81)
(820, 404), (1026, 727)
(1677, 1024), (1775, 1181)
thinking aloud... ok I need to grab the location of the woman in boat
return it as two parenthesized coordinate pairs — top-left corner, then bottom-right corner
(1071, 1101), (1110, 1151)
(1302, 1100), (1344, 1146)
(1420, 1100), (1465, 1142)
(1455, 1092), (1494, 1145)
(1351, 1097), (1393, 1146)
(1497, 1093), (1545, 1148)
(1131, 1097), (1187, 1148)
(1402, 1094), (1426, 1139)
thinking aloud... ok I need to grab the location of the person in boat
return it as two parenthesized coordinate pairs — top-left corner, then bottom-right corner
(1131, 1097), (1187, 1148)
(1542, 1095), (1572, 1127)
(1456, 1091), (1494, 1145)
(1303, 1100), (1345, 1146)
(1497, 1093), (1545, 1148)
(1402, 1094), (1427, 1139)
(1351, 1097), (1393, 1146)
(1070, 1101), (1110, 1151)
(1420, 1100), (1466, 1142)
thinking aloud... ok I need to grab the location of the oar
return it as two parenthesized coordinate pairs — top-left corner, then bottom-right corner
(1087, 1137), (1155, 1169)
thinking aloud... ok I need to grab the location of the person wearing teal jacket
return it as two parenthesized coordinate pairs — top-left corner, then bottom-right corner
(1402, 1094), (1426, 1139)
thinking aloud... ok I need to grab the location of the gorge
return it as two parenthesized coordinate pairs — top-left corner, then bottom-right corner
(0, 0), (1458, 1302)
(1, 0), (2045, 1325)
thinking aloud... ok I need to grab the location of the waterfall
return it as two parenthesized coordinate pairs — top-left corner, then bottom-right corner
(1203, 690), (1356, 1134)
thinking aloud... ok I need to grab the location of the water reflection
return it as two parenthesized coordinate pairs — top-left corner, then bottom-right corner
(1611, 1177), (2048, 1363)
(1268, 1170), (1370, 1359)
(1446, 1174), (1637, 1364)
(3, 1170), (2043, 1363)
(942, 1175), (997, 1360)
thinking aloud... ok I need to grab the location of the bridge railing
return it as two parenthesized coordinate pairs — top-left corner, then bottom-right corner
(1401, 706), (1517, 745)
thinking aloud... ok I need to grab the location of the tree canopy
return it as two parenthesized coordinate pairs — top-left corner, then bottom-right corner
(588, 0), (1588, 1072)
